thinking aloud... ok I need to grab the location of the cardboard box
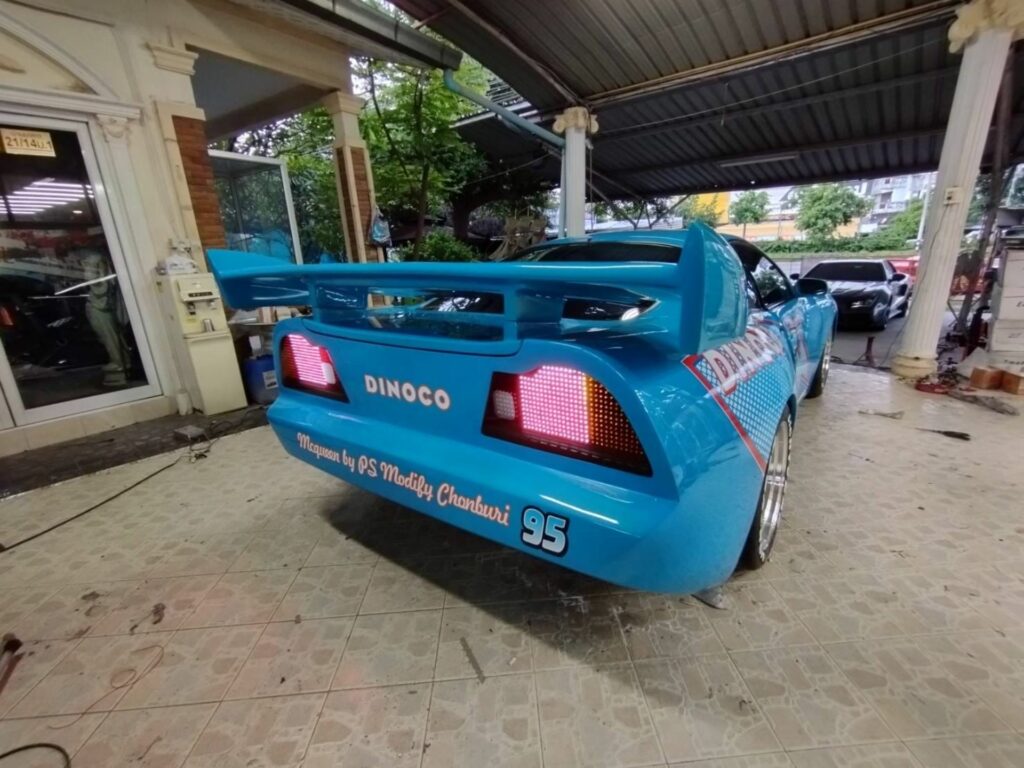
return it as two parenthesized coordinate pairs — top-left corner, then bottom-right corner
(969, 366), (1004, 390)
(1001, 370), (1024, 395)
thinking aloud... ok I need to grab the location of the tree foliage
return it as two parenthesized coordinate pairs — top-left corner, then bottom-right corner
(679, 196), (721, 228)
(864, 198), (923, 250)
(480, 192), (553, 220)
(354, 58), (487, 254)
(1007, 166), (1024, 207)
(219, 109), (343, 260)
(795, 184), (871, 240)
(967, 167), (1024, 226)
(758, 238), (914, 254)
(593, 197), (681, 229)
(394, 230), (478, 262)
(729, 190), (770, 237)
(286, 150), (346, 259)
(967, 174), (992, 226)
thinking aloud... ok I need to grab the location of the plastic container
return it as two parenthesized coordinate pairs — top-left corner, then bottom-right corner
(243, 355), (278, 404)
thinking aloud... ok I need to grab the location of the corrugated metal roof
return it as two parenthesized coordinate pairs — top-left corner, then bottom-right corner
(393, 0), (1023, 199)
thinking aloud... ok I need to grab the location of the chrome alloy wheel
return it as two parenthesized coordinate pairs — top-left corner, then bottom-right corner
(757, 417), (792, 562)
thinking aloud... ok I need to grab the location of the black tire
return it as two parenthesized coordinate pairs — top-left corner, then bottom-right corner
(805, 330), (833, 399)
(895, 297), (909, 318)
(741, 408), (792, 570)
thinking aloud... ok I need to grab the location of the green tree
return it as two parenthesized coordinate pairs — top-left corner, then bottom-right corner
(967, 167), (1023, 226)
(593, 197), (680, 229)
(864, 198), (924, 250)
(966, 174), (991, 226)
(1007, 165), (1024, 207)
(221, 108), (343, 260)
(795, 184), (871, 241)
(354, 58), (487, 255)
(394, 230), (478, 262)
(286, 151), (345, 258)
(729, 190), (770, 238)
(679, 196), (721, 228)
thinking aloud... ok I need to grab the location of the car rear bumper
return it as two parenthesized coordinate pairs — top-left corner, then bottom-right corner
(268, 391), (758, 593)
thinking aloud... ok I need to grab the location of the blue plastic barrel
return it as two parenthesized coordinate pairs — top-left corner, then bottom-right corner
(243, 355), (278, 404)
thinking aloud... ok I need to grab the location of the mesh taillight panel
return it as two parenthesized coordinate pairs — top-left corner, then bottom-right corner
(586, 377), (645, 459)
(484, 366), (650, 475)
(519, 366), (590, 444)
(284, 335), (334, 387)
(280, 334), (347, 400)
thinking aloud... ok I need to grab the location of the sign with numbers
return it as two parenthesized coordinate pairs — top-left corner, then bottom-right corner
(521, 507), (569, 556)
(1, 129), (56, 157)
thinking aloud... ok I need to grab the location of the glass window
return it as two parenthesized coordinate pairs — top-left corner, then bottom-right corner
(0, 124), (148, 410)
(804, 261), (887, 282)
(509, 241), (681, 263)
(744, 275), (762, 309)
(751, 258), (792, 306)
(210, 152), (299, 264)
(732, 240), (793, 307)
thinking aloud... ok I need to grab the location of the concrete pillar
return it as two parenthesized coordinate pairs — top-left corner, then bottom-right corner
(892, 1), (1021, 378)
(554, 107), (598, 238)
(558, 152), (567, 237)
(322, 91), (380, 263)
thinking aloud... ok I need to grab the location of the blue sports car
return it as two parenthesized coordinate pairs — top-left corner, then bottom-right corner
(210, 224), (836, 593)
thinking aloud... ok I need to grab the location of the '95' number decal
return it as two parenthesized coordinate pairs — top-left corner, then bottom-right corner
(521, 507), (568, 556)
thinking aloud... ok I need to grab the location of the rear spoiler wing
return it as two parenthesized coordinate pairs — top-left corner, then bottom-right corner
(207, 223), (746, 355)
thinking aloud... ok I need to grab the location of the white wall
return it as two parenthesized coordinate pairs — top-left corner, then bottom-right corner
(0, 0), (353, 453)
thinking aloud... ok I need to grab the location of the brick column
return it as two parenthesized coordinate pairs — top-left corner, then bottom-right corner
(171, 114), (227, 253)
(322, 91), (380, 263)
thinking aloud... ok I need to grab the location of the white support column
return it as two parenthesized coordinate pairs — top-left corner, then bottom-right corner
(554, 107), (597, 238)
(892, 1), (1022, 378)
(557, 151), (567, 237)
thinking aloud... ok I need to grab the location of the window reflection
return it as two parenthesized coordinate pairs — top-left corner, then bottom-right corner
(1, 125), (147, 410)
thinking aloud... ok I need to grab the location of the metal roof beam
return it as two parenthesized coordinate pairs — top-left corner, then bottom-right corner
(611, 127), (951, 177)
(444, 0), (580, 106)
(586, 0), (959, 108)
(598, 66), (961, 144)
(632, 163), (947, 198)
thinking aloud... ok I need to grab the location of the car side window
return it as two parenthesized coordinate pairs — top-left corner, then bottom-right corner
(744, 274), (762, 309)
(751, 259), (792, 306)
(731, 240), (794, 309)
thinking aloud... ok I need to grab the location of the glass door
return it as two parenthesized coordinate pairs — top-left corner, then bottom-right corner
(0, 115), (159, 425)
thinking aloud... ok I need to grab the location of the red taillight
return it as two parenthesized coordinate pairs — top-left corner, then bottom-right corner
(520, 366), (590, 444)
(483, 365), (650, 475)
(280, 334), (347, 400)
(0, 305), (13, 327)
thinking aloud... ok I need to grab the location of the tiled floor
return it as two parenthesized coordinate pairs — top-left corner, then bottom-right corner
(0, 366), (1022, 767)
(0, 404), (269, 500)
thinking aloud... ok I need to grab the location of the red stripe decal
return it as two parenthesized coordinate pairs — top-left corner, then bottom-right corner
(683, 356), (767, 471)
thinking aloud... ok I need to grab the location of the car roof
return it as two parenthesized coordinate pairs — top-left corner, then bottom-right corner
(547, 230), (690, 247)
(809, 258), (884, 266)
(543, 230), (758, 248)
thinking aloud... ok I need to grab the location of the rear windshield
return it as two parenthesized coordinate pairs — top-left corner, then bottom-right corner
(805, 261), (886, 281)
(509, 241), (680, 263)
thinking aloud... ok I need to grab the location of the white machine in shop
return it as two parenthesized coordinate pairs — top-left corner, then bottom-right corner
(155, 269), (246, 414)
